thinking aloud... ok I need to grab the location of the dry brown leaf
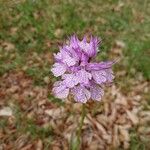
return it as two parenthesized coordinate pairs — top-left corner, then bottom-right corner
(96, 115), (108, 127)
(45, 107), (65, 119)
(115, 40), (125, 48)
(36, 139), (43, 150)
(95, 121), (107, 136)
(88, 140), (104, 150)
(139, 111), (150, 117)
(112, 125), (120, 148)
(126, 110), (139, 125)
(139, 116), (150, 125)
(0, 107), (12, 116)
(43, 76), (50, 84)
(52, 146), (61, 150)
(7, 85), (19, 93)
(116, 114), (126, 125)
(54, 29), (64, 38)
(21, 144), (33, 150)
(123, 141), (130, 150)
(3, 41), (15, 51)
(104, 102), (110, 115)
(15, 135), (29, 149)
(119, 126), (130, 142)
(109, 104), (117, 123)
(115, 93), (127, 106)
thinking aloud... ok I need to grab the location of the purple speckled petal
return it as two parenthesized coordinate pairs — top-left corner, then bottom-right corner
(60, 50), (77, 67)
(71, 85), (91, 103)
(86, 61), (114, 71)
(62, 74), (78, 88)
(69, 66), (81, 72)
(52, 81), (69, 99)
(80, 53), (89, 65)
(54, 52), (62, 61)
(92, 36), (101, 52)
(76, 69), (92, 84)
(105, 69), (115, 82)
(65, 46), (80, 62)
(79, 41), (91, 57)
(90, 84), (104, 101)
(87, 36), (97, 57)
(51, 63), (66, 77)
(92, 70), (107, 84)
(78, 36), (100, 57)
(64, 56), (76, 66)
(69, 35), (79, 49)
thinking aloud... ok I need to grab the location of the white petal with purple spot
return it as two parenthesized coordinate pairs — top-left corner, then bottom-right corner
(52, 81), (69, 99)
(72, 86), (91, 103)
(76, 69), (92, 85)
(62, 74), (78, 88)
(90, 84), (104, 101)
(92, 70), (107, 84)
(51, 63), (66, 77)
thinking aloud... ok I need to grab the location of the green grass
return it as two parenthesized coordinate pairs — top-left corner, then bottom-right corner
(48, 94), (65, 106)
(130, 128), (148, 150)
(0, 0), (149, 80)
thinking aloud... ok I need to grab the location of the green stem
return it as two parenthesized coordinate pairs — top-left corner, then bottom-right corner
(77, 104), (86, 149)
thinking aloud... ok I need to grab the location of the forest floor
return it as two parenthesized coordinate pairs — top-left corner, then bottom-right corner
(0, 0), (150, 149)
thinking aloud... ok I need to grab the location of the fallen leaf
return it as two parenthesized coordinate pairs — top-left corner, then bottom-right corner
(36, 139), (43, 150)
(0, 107), (12, 116)
(3, 42), (15, 51)
(54, 29), (64, 38)
(126, 110), (139, 125)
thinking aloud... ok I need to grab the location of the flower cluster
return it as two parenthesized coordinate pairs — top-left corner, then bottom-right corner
(51, 35), (115, 103)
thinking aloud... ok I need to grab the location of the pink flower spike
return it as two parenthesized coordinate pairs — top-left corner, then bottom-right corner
(51, 35), (115, 103)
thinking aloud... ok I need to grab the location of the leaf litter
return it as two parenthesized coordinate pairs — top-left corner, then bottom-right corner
(0, 69), (149, 149)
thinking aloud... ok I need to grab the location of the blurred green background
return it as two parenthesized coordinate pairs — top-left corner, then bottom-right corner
(0, 0), (150, 149)
(0, 0), (150, 80)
